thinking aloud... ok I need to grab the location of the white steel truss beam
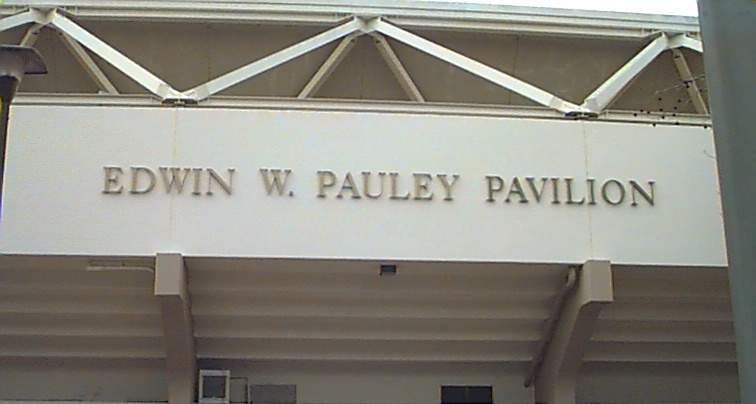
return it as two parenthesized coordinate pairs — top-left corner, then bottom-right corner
(155, 253), (196, 404)
(671, 48), (708, 115)
(533, 260), (614, 404)
(19, 23), (44, 46)
(0, 9), (40, 32)
(0, 7), (707, 115)
(57, 31), (119, 94)
(187, 18), (365, 101)
(581, 34), (670, 113)
(669, 34), (703, 53)
(48, 10), (184, 99)
(370, 18), (583, 114)
(298, 33), (358, 99)
(371, 33), (425, 102)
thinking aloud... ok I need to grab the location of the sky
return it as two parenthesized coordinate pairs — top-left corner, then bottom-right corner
(432, 0), (699, 16)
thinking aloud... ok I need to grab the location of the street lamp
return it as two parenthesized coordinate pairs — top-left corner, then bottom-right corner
(0, 45), (47, 216)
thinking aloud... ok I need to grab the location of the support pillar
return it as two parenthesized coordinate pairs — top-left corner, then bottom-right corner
(155, 253), (197, 404)
(698, 2), (756, 402)
(533, 260), (613, 404)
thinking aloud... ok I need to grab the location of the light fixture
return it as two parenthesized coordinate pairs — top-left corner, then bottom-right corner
(86, 259), (154, 273)
(379, 264), (397, 276)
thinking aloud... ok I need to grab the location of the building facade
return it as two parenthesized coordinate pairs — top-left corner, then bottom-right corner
(0, 1), (739, 403)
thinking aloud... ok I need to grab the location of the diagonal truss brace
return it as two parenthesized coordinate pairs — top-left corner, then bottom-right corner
(57, 31), (119, 94)
(671, 48), (708, 115)
(298, 33), (359, 99)
(3, 8), (170, 98)
(19, 23), (44, 46)
(187, 18), (366, 101)
(0, 9), (45, 32)
(1, 8), (184, 99)
(371, 33), (425, 102)
(581, 34), (670, 113)
(668, 34), (703, 53)
(369, 18), (584, 114)
(48, 10), (183, 99)
(581, 33), (704, 114)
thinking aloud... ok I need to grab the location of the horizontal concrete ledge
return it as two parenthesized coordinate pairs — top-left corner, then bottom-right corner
(0, 402), (165, 404)
(12, 94), (712, 127)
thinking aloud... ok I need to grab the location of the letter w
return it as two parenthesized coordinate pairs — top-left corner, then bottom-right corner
(159, 167), (192, 193)
(260, 168), (292, 195)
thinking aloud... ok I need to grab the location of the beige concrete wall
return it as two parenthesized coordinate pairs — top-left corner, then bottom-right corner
(0, 358), (167, 402)
(200, 360), (533, 404)
(578, 362), (740, 403)
(0, 359), (740, 403)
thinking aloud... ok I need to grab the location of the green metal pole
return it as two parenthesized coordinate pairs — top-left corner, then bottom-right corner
(697, 2), (756, 403)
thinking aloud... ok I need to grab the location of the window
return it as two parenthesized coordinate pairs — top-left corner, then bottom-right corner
(199, 369), (231, 404)
(441, 385), (493, 404)
(202, 376), (227, 399)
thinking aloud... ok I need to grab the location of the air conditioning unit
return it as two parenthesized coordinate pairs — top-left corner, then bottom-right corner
(199, 369), (231, 404)
(248, 384), (296, 404)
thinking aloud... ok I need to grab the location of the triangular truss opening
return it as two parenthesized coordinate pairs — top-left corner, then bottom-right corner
(307, 35), (410, 102)
(13, 26), (103, 94)
(299, 34), (421, 102)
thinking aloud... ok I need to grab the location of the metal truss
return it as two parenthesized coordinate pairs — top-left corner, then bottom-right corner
(0, 7), (706, 116)
(671, 48), (708, 114)
(370, 18), (580, 112)
(184, 18), (365, 101)
(298, 34), (358, 99)
(371, 33), (425, 103)
(57, 30), (118, 94)
(0, 0), (701, 39)
(580, 33), (704, 114)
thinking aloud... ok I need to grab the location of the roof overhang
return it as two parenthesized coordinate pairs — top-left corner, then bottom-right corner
(0, 0), (700, 39)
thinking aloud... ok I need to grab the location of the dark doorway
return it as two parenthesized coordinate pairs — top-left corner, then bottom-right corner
(441, 385), (493, 404)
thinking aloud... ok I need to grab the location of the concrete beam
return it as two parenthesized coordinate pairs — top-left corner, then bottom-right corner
(534, 260), (614, 404)
(155, 253), (196, 404)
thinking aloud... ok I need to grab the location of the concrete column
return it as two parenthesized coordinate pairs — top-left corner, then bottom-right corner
(534, 260), (614, 404)
(155, 253), (197, 404)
